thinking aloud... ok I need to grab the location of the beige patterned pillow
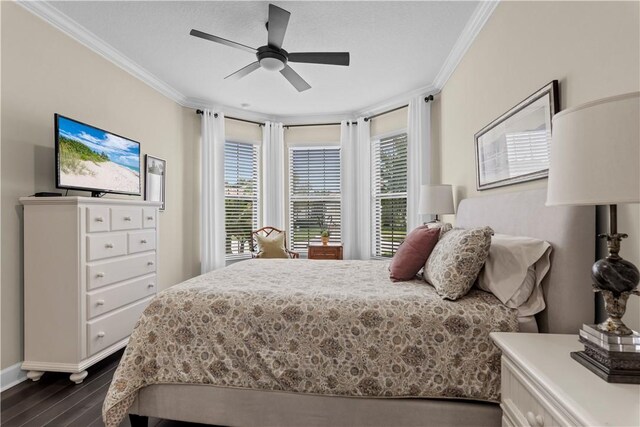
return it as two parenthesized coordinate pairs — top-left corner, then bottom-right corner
(424, 226), (494, 300)
(256, 233), (288, 258)
(424, 222), (453, 239)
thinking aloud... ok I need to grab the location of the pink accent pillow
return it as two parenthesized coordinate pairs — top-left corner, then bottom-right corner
(389, 226), (441, 282)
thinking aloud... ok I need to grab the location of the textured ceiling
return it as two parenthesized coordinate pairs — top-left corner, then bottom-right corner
(48, 1), (479, 116)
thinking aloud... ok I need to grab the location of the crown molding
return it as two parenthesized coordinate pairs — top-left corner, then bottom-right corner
(17, 0), (189, 107)
(18, 0), (498, 124)
(433, 0), (500, 90)
(355, 83), (438, 119)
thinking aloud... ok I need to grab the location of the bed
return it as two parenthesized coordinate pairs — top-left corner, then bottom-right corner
(104, 189), (595, 427)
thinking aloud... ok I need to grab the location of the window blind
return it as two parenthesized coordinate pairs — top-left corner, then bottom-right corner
(289, 147), (341, 252)
(372, 133), (408, 257)
(505, 129), (550, 176)
(225, 141), (259, 258)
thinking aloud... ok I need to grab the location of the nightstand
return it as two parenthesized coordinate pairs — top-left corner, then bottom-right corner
(491, 333), (639, 427)
(307, 243), (343, 260)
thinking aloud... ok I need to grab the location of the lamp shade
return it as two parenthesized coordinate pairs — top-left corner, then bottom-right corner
(547, 92), (639, 206)
(419, 184), (455, 215)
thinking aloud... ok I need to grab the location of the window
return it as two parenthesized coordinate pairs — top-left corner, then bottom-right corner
(372, 133), (408, 257)
(225, 141), (259, 258)
(289, 147), (341, 252)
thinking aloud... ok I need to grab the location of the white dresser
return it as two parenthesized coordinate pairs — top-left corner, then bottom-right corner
(20, 196), (161, 384)
(491, 332), (640, 427)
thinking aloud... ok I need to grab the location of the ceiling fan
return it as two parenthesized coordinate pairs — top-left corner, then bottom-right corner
(190, 4), (350, 92)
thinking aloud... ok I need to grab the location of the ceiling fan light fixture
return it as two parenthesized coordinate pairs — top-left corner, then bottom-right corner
(259, 57), (285, 72)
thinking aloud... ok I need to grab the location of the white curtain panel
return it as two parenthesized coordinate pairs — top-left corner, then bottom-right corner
(407, 96), (432, 230)
(355, 117), (372, 260)
(340, 120), (357, 259)
(200, 110), (226, 273)
(262, 121), (285, 229)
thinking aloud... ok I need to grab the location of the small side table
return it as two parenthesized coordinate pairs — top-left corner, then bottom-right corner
(490, 332), (640, 427)
(308, 243), (343, 260)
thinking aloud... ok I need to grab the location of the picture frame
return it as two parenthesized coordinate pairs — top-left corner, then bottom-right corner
(144, 155), (166, 210)
(474, 80), (559, 190)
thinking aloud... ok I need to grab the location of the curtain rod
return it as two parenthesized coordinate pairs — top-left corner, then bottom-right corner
(285, 122), (355, 129)
(195, 94), (434, 127)
(364, 94), (434, 122)
(196, 110), (263, 127)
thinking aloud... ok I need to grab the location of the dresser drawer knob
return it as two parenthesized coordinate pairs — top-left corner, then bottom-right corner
(96, 299), (105, 306)
(124, 216), (132, 221)
(141, 239), (147, 244)
(105, 243), (114, 249)
(146, 216), (153, 220)
(148, 283), (155, 288)
(147, 261), (155, 266)
(526, 411), (544, 427)
(96, 272), (105, 278)
(95, 217), (104, 222)
(97, 332), (105, 338)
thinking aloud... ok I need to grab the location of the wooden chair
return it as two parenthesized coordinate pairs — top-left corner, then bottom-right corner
(250, 226), (300, 259)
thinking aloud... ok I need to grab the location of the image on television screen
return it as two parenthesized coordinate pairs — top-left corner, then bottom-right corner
(57, 116), (141, 195)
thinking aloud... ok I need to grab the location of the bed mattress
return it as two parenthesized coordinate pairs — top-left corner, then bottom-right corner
(103, 259), (517, 426)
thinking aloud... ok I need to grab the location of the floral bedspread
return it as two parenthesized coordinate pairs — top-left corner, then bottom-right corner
(103, 259), (517, 426)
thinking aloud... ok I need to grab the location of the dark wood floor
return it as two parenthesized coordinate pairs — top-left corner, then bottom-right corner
(0, 350), (210, 427)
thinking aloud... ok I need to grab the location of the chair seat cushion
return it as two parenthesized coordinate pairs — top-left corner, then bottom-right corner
(256, 233), (289, 258)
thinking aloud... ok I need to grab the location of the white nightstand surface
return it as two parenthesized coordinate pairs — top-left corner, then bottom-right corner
(491, 333), (640, 426)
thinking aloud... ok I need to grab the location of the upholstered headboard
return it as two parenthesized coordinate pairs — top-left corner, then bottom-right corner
(456, 188), (595, 334)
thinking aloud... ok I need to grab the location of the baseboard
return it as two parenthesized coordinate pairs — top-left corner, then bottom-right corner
(1, 362), (28, 392)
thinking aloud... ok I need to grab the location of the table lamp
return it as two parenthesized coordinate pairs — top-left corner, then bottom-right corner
(419, 184), (455, 222)
(546, 91), (640, 383)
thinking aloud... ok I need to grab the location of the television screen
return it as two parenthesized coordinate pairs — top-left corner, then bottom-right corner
(56, 114), (141, 196)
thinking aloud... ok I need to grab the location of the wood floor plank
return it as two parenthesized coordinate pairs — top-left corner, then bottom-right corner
(43, 380), (112, 426)
(67, 393), (105, 427)
(1, 371), (67, 409)
(5, 363), (118, 427)
(1, 375), (72, 422)
(1, 378), (36, 402)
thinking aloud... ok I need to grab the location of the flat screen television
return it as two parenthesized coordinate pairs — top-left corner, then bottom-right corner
(55, 114), (141, 197)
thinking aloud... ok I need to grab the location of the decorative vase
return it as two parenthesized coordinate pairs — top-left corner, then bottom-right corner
(321, 236), (329, 245)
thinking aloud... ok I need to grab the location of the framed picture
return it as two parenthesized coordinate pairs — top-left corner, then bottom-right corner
(474, 80), (559, 190)
(144, 155), (166, 210)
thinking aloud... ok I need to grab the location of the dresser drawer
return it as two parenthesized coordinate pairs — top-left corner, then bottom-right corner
(87, 207), (110, 232)
(501, 357), (571, 427)
(143, 207), (157, 229)
(87, 274), (156, 319)
(87, 252), (156, 290)
(111, 207), (142, 231)
(128, 230), (156, 254)
(87, 233), (127, 261)
(86, 296), (153, 356)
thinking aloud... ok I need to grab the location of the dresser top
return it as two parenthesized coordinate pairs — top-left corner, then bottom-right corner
(491, 332), (640, 427)
(20, 196), (161, 207)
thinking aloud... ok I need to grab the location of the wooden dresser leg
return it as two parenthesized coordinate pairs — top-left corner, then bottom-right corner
(27, 370), (45, 381)
(69, 370), (88, 384)
(129, 414), (149, 427)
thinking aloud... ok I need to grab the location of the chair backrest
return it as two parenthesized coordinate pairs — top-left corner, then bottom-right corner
(250, 226), (289, 253)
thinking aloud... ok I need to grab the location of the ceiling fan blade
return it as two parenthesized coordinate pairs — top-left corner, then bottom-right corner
(190, 29), (256, 54)
(288, 52), (350, 66)
(280, 65), (311, 92)
(224, 61), (261, 80)
(267, 4), (290, 49)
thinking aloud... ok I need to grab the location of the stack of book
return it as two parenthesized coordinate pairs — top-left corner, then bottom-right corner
(571, 324), (640, 384)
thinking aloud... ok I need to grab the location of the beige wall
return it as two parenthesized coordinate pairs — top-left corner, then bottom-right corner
(1, 2), (200, 369)
(437, 1), (640, 329)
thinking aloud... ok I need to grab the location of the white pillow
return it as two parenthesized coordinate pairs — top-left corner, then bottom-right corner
(477, 234), (551, 317)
